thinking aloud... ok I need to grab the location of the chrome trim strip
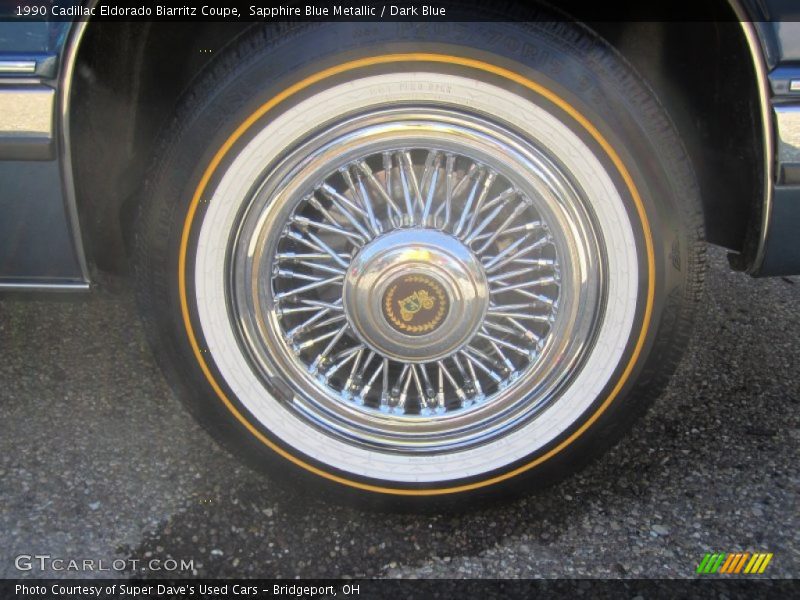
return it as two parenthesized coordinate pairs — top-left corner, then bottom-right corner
(729, 2), (774, 274)
(0, 281), (90, 292)
(767, 67), (800, 95)
(775, 104), (800, 166)
(0, 60), (36, 74)
(0, 78), (44, 85)
(58, 21), (91, 284)
(0, 87), (54, 137)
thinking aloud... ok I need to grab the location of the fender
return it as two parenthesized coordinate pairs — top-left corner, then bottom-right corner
(0, 7), (92, 288)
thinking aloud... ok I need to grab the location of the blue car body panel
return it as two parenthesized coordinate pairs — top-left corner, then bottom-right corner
(0, 2), (88, 288)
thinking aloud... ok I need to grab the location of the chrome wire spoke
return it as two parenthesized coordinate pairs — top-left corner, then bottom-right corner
(266, 145), (563, 417)
(226, 106), (608, 456)
(203, 80), (618, 466)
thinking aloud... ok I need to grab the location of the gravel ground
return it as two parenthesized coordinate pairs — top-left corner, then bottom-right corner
(0, 246), (797, 580)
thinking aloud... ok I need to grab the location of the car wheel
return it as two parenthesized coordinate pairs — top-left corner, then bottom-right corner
(135, 21), (704, 506)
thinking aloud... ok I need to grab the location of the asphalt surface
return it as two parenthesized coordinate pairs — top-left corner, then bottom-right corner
(0, 246), (798, 580)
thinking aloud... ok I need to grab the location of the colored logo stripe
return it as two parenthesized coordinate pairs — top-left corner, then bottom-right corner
(697, 553), (773, 574)
(744, 553), (773, 574)
(719, 553), (749, 573)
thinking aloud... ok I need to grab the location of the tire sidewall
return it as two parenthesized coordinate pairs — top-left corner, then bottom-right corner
(136, 21), (698, 503)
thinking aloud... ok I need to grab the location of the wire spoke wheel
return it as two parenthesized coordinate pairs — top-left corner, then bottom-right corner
(231, 108), (604, 453)
(136, 21), (703, 500)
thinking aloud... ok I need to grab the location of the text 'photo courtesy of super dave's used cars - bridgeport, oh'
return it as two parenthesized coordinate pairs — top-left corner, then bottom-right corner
(1, 0), (799, 514)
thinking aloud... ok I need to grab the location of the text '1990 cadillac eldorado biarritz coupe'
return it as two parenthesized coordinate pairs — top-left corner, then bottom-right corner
(1, 0), (798, 506)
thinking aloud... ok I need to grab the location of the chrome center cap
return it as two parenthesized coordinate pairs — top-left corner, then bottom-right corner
(343, 229), (489, 362)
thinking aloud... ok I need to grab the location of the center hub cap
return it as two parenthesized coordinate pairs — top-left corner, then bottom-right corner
(382, 273), (449, 336)
(343, 229), (489, 362)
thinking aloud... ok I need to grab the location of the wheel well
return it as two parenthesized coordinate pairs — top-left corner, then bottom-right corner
(70, 13), (762, 272)
(71, 21), (254, 271)
(590, 18), (763, 253)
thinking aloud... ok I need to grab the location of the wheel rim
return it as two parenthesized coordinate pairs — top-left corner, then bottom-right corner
(230, 106), (606, 453)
